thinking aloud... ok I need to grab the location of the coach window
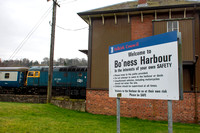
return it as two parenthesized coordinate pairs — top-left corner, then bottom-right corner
(5, 73), (9, 79)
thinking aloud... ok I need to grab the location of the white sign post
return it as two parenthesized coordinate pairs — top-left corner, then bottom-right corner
(109, 31), (183, 133)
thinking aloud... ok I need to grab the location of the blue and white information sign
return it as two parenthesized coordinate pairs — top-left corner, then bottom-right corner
(109, 31), (179, 100)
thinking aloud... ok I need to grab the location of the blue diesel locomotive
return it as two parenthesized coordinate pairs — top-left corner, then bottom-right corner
(0, 66), (87, 98)
(26, 66), (87, 98)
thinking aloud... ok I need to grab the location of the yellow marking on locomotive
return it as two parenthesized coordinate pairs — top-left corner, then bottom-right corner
(25, 71), (40, 85)
(27, 71), (40, 77)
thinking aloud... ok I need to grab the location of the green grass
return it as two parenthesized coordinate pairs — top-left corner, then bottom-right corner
(0, 102), (199, 133)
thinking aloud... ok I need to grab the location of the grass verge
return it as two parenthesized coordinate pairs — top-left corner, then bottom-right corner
(0, 102), (199, 133)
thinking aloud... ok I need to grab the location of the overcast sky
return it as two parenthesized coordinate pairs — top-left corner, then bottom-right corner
(0, 0), (132, 62)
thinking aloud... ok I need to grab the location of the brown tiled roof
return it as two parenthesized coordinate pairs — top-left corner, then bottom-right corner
(78, 0), (200, 15)
(88, 1), (138, 12)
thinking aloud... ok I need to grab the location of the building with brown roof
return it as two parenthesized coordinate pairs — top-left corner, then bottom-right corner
(78, 0), (200, 123)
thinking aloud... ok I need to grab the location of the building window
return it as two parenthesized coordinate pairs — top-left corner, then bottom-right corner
(5, 73), (9, 79)
(167, 21), (179, 32)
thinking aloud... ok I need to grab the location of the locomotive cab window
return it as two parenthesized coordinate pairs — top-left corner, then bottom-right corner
(35, 72), (38, 76)
(5, 73), (9, 79)
(28, 72), (34, 77)
(35, 71), (40, 77)
(28, 71), (40, 77)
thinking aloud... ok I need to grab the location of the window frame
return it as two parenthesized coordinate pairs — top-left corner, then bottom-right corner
(4, 73), (10, 79)
(167, 21), (179, 32)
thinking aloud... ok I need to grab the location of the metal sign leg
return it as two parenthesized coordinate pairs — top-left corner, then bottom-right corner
(168, 100), (173, 133)
(117, 97), (120, 133)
